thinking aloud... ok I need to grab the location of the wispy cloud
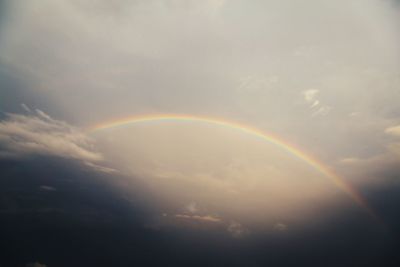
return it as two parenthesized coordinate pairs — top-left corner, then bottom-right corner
(303, 89), (319, 103)
(382, 125), (400, 160)
(21, 103), (31, 113)
(385, 125), (400, 137)
(84, 161), (118, 174)
(339, 157), (363, 165)
(227, 221), (249, 238)
(311, 105), (332, 117)
(0, 109), (102, 162)
(39, 185), (57, 191)
(175, 214), (222, 223)
(302, 89), (331, 117)
(185, 202), (199, 214)
(173, 213), (249, 238)
(274, 223), (288, 232)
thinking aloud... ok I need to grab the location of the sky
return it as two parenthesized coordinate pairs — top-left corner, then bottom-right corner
(1, 1), (400, 266)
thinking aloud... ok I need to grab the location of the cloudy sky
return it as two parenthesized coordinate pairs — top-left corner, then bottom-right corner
(1, 1), (400, 266)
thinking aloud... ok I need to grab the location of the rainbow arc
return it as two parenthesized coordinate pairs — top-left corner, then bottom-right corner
(89, 113), (378, 221)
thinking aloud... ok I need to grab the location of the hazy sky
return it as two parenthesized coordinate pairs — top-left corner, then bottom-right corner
(1, 0), (400, 234)
(1, 0), (399, 162)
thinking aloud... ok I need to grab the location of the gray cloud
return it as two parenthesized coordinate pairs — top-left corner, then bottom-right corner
(1, 0), (399, 166)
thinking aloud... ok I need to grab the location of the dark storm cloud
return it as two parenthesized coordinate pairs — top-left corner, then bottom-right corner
(0, 153), (399, 266)
(0, 156), (152, 266)
(0, 158), (398, 267)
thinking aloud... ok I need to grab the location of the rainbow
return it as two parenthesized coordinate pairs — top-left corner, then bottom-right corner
(89, 113), (378, 220)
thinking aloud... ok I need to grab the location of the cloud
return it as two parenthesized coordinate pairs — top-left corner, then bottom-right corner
(338, 124), (400, 168)
(379, 126), (400, 162)
(84, 161), (118, 174)
(303, 89), (319, 103)
(274, 223), (288, 232)
(185, 202), (199, 214)
(387, 142), (400, 157)
(385, 125), (400, 137)
(227, 221), (249, 238)
(0, 110), (102, 162)
(312, 105), (332, 117)
(1, 0), (399, 168)
(174, 213), (250, 238)
(339, 157), (363, 165)
(310, 100), (320, 108)
(178, 0), (227, 15)
(302, 89), (331, 117)
(21, 103), (31, 112)
(26, 263), (47, 267)
(39, 185), (57, 191)
(175, 214), (222, 223)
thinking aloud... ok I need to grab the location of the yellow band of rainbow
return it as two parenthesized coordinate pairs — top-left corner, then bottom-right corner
(89, 113), (378, 221)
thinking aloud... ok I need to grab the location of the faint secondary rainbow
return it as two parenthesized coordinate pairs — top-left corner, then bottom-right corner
(89, 113), (378, 220)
